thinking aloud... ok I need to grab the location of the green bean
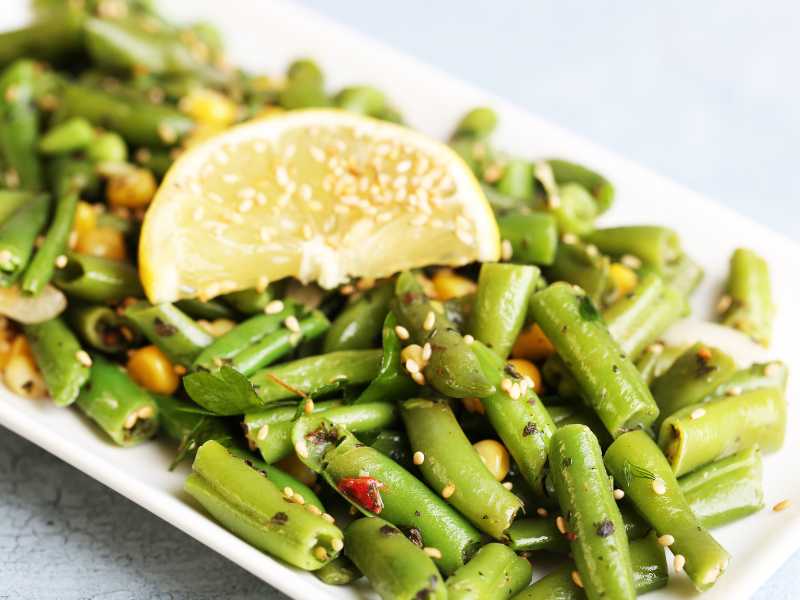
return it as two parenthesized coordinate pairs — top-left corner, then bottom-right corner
(391, 271), (493, 398)
(549, 425), (634, 600)
(67, 304), (135, 353)
(227, 310), (329, 376)
(61, 82), (194, 147)
(0, 192), (50, 285)
(52, 253), (142, 302)
(322, 431), (482, 574)
(658, 387), (786, 477)
(354, 312), (418, 405)
(546, 404), (612, 449)
(186, 440), (342, 570)
(334, 86), (387, 117)
(547, 159), (615, 215)
(664, 253), (704, 297)
(651, 343), (737, 426)
(286, 58), (324, 86)
(497, 160), (534, 200)
(249, 349), (382, 404)
(679, 446), (764, 529)
(401, 398), (523, 539)
(472, 342), (556, 489)
(453, 107), (498, 139)
(0, 13), (85, 68)
(174, 298), (236, 321)
(636, 343), (686, 384)
(0, 60), (43, 190)
(605, 430), (729, 591)
(0, 190), (31, 223)
(76, 354), (159, 446)
(446, 543), (532, 600)
(544, 240), (610, 306)
(550, 183), (598, 236)
(450, 140), (495, 180)
(314, 556), (361, 586)
(39, 117), (94, 154)
(370, 429), (411, 467)
(511, 534), (667, 600)
(87, 131), (128, 163)
(344, 517), (446, 600)
(584, 226), (681, 275)
(442, 293), (474, 329)
(718, 248), (773, 346)
(24, 317), (90, 407)
(134, 146), (173, 177)
(528, 283), (658, 436)
(323, 282), (393, 352)
(497, 212), (558, 266)
(222, 282), (284, 314)
(707, 360), (788, 399)
(470, 263), (540, 359)
(124, 301), (213, 366)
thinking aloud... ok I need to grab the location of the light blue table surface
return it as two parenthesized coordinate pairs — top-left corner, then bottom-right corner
(1, 1), (797, 598)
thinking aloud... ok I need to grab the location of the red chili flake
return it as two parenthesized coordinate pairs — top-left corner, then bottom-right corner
(565, 531), (577, 542)
(338, 476), (385, 514)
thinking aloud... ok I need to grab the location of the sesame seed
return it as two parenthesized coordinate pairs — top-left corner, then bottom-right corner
(773, 499), (791, 512)
(304, 398), (314, 414)
(302, 224), (313, 240)
(500, 378), (513, 393)
(441, 483), (456, 498)
(321, 513), (335, 523)
(657, 534), (675, 546)
(423, 547), (442, 560)
(75, 350), (92, 368)
(256, 276), (270, 293)
(726, 385), (742, 397)
(292, 493), (305, 505)
(422, 343), (432, 361)
(652, 479), (667, 495)
(423, 311), (436, 331)
(621, 254), (642, 269)
(413, 451), (425, 465)
(412, 371), (426, 386)
(55, 254), (68, 268)
(536, 507), (549, 517)
(284, 315), (301, 333)
(463, 334), (474, 345)
(571, 570), (583, 589)
(648, 342), (664, 355)
(395, 325), (410, 340)
(690, 408), (706, 420)
(562, 233), (578, 245)
(256, 424), (269, 441)
(613, 489), (625, 500)
(406, 359), (421, 374)
(673, 554), (686, 573)
(502, 481), (513, 490)
(157, 122), (176, 144)
(501, 239), (513, 261)
(716, 294), (733, 313)
(0, 250), (12, 264)
(265, 300), (284, 314)
(585, 244), (599, 257)
(238, 198), (253, 212)
(295, 440), (309, 458)
(313, 546), (328, 561)
(509, 382), (521, 400)
(555, 516), (567, 534)
(765, 362), (782, 377)
(331, 538), (344, 552)
(283, 486), (294, 498)
(306, 504), (322, 515)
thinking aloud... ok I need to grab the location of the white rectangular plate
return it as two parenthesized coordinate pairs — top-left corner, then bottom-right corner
(2, 1), (799, 598)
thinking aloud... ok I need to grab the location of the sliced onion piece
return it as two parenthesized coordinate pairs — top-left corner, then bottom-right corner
(661, 318), (772, 366)
(0, 284), (67, 324)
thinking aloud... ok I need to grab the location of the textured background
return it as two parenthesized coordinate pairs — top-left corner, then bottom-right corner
(1, 0), (797, 598)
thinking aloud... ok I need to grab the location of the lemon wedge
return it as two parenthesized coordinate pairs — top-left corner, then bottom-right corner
(139, 109), (500, 303)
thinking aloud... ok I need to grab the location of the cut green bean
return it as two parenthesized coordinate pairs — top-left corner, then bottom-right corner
(664, 253), (704, 298)
(0, 13), (85, 68)
(314, 556), (361, 586)
(453, 107), (498, 139)
(222, 282), (284, 314)
(0, 60), (43, 190)
(174, 298), (235, 321)
(124, 301), (213, 366)
(584, 226), (681, 275)
(323, 281), (392, 352)
(354, 313), (418, 405)
(0, 190), (31, 223)
(547, 159), (615, 215)
(550, 183), (598, 236)
(497, 160), (534, 200)
(544, 240), (610, 305)
(0, 192), (50, 285)
(24, 317), (90, 406)
(67, 304), (136, 353)
(334, 86), (387, 117)
(718, 248), (773, 346)
(446, 542), (532, 600)
(636, 343), (686, 384)
(39, 117), (94, 154)
(497, 212), (558, 266)
(707, 360), (788, 400)
(52, 252), (142, 302)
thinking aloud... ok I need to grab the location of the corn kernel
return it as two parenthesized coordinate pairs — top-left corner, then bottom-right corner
(511, 323), (555, 362)
(508, 358), (544, 394)
(126, 345), (180, 395)
(106, 167), (157, 208)
(73, 201), (99, 238)
(180, 88), (239, 127)
(461, 397), (485, 415)
(75, 226), (127, 261)
(3, 336), (46, 398)
(432, 268), (477, 301)
(609, 262), (638, 297)
(473, 439), (510, 481)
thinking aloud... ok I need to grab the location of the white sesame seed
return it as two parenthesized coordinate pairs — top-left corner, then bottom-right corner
(657, 534), (675, 546)
(648, 342), (665, 355)
(412, 371), (426, 386)
(423, 311), (436, 331)
(571, 570), (583, 589)
(75, 350), (92, 368)
(304, 398), (314, 414)
(442, 483), (456, 498)
(413, 451), (425, 465)
(673, 554), (686, 573)
(423, 547), (442, 560)
(501, 239), (513, 261)
(55, 254), (68, 268)
(284, 315), (301, 333)
(331, 538), (344, 552)
(306, 504), (322, 516)
(690, 408), (706, 420)
(265, 300), (284, 315)
(405, 359), (421, 374)
(555, 516), (567, 534)
(536, 507), (549, 518)
(716, 294), (733, 314)
(621, 254), (643, 269)
(463, 334), (474, 345)
(0, 250), (12, 264)
(275, 166), (290, 187)
(773, 499), (791, 512)
(765, 362), (782, 377)
(509, 382), (521, 400)
(726, 385), (743, 397)
(502, 481), (513, 490)
(283, 486), (294, 498)
(652, 479), (667, 495)
(562, 233), (578, 245)
(256, 424), (269, 441)
(321, 513), (335, 523)
(395, 325), (410, 340)
(422, 343), (432, 361)
(613, 489), (625, 500)
(500, 378), (513, 393)
(310, 146), (326, 162)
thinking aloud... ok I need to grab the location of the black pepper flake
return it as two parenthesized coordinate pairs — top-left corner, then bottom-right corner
(271, 512), (289, 525)
(504, 363), (522, 379)
(612, 364), (620, 374)
(379, 524), (399, 536)
(695, 354), (716, 377)
(405, 527), (423, 547)
(522, 422), (538, 437)
(415, 510), (421, 517)
(153, 317), (178, 337)
(595, 519), (615, 537)
(562, 457), (573, 467)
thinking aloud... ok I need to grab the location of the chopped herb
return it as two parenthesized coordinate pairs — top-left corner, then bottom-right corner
(522, 422), (538, 436)
(578, 295), (601, 321)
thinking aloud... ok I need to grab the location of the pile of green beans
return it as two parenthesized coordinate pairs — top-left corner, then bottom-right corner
(0, 2), (788, 598)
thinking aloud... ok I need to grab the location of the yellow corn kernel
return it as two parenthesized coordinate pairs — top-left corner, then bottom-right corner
(473, 439), (510, 481)
(197, 318), (236, 337)
(511, 323), (555, 362)
(126, 345), (180, 395)
(276, 452), (318, 487)
(4, 336), (46, 398)
(609, 263), (638, 297)
(508, 358), (544, 394)
(75, 226), (127, 261)
(461, 397), (485, 415)
(180, 88), (239, 128)
(432, 268), (477, 301)
(106, 167), (157, 208)
(73, 201), (99, 238)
